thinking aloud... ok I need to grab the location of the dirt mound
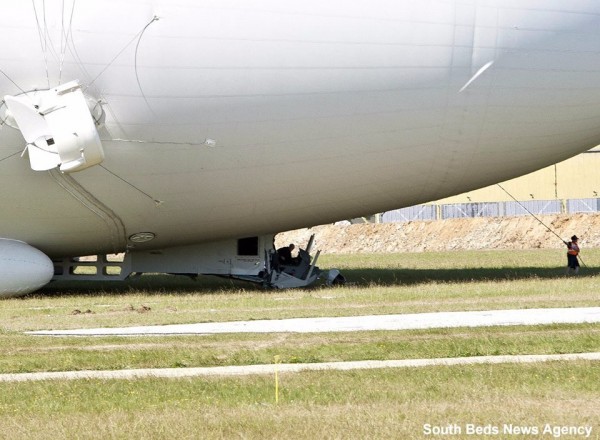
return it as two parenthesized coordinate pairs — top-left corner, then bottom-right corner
(276, 213), (600, 254)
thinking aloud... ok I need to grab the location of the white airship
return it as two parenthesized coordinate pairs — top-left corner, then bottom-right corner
(1, 1), (600, 296)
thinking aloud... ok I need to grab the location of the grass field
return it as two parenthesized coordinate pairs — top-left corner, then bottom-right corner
(0, 249), (599, 439)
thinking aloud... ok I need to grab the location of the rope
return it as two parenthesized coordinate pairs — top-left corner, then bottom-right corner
(497, 184), (586, 267)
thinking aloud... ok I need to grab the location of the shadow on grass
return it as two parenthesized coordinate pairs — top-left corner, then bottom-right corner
(35, 264), (598, 297)
(342, 266), (597, 286)
(38, 275), (257, 297)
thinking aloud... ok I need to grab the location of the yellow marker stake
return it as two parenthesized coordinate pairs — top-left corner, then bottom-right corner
(274, 355), (281, 404)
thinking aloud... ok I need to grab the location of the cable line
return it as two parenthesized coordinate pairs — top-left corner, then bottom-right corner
(496, 184), (586, 267)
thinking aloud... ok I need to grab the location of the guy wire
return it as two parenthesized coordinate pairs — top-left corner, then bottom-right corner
(496, 184), (564, 242)
(31, 0), (52, 88)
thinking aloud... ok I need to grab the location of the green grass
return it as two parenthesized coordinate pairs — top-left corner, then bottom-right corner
(0, 249), (596, 334)
(0, 324), (599, 374)
(1, 249), (599, 439)
(0, 363), (598, 439)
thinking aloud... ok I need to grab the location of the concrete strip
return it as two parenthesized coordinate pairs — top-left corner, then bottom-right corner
(27, 307), (600, 336)
(1, 352), (599, 383)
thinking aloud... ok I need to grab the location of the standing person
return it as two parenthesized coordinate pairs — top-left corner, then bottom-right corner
(564, 235), (580, 275)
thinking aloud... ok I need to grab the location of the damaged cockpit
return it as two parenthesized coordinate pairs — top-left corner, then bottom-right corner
(263, 235), (345, 289)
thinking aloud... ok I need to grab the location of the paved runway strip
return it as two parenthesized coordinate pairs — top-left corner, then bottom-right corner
(8, 308), (600, 383)
(28, 307), (600, 336)
(1, 352), (599, 383)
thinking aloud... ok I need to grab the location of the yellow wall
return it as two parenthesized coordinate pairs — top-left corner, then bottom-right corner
(434, 151), (600, 204)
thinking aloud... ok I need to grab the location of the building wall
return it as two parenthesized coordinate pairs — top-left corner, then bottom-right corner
(434, 150), (600, 204)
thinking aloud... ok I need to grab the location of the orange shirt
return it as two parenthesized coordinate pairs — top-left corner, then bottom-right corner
(567, 242), (580, 256)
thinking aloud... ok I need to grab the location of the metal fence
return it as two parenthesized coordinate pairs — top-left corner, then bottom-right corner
(381, 198), (598, 223)
(381, 205), (437, 222)
(568, 198), (600, 213)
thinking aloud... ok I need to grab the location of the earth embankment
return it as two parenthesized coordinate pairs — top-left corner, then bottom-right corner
(276, 214), (600, 253)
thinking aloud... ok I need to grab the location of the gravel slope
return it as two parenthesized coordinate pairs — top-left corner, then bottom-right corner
(276, 213), (600, 253)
